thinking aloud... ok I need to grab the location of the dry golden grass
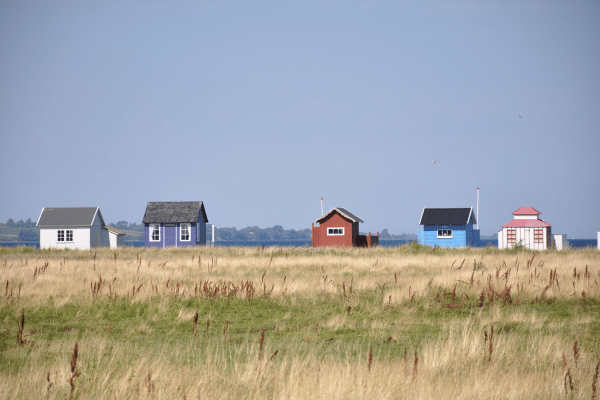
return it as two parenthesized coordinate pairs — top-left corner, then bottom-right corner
(1, 245), (599, 399)
(3, 246), (598, 303)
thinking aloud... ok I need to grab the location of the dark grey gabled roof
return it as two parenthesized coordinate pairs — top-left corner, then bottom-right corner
(142, 202), (208, 224)
(315, 207), (364, 224)
(37, 207), (104, 227)
(419, 208), (476, 226)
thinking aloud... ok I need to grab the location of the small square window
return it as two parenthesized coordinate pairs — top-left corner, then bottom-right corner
(66, 230), (73, 242)
(57, 230), (65, 242)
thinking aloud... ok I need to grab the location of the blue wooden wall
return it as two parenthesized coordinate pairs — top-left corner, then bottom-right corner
(417, 224), (480, 248)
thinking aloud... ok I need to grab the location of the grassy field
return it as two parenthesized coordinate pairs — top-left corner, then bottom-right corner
(1, 244), (599, 399)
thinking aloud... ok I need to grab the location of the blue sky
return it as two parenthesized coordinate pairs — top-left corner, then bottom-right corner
(1, 1), (599, 238)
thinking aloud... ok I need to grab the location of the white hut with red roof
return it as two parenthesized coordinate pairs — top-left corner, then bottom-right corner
(498, 207), (552, 250)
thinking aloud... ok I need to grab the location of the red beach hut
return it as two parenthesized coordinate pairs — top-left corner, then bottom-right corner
(312, 207), (378, 247)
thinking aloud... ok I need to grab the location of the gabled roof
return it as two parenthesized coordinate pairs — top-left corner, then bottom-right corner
(103, 226), (125, 235)
(513, 207), (541, 215)
(37, 207), (104, 227)
(503, 219), (551, 228)
(315, 207), (364, 224)
(142, 201), (208, 224)
(419, 208), (476, 226)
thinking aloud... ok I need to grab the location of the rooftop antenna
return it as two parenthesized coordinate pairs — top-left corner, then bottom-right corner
(476, 188), (480, 230)
(321, 198), (323, 216)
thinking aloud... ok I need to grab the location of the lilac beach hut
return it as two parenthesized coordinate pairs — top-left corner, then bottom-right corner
(143, 202), (208, 248)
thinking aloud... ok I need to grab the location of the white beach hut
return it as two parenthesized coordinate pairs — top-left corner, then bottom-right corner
(497, 207), (552, 250)
(37, 207), (125, 250)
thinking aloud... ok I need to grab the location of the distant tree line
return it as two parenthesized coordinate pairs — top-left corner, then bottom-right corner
(0, 218), (36, 228)
(377, 229), (417, 240)
(214, 226), (418, 241)
(215, 225), (311, 241)
(0, 218), (39, 242)
(108, 221), (145, 232)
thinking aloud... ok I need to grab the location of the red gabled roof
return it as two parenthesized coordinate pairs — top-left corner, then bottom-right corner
(502, 219), (551, 228)
(512, 207), (541, 215)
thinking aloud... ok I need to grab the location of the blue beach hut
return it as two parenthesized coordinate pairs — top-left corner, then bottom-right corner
(417, 208), (480, 248)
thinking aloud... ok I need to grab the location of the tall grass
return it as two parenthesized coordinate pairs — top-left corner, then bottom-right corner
(1, 245), (599, 399)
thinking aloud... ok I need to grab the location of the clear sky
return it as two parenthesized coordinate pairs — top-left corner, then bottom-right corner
(1, 1), (599, 238)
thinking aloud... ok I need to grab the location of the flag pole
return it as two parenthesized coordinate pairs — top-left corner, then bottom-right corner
(476, 188), (480, 230)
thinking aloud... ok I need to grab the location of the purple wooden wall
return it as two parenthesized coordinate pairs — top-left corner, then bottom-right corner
(145, 223), (202, 248)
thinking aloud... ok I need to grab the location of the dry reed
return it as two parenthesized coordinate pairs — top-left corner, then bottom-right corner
(593, 362), (599, 400)
(69, 342), (80, 399)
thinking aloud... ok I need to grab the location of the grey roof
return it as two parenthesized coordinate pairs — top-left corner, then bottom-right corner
(419, 208), (476, 226)
(37, 207), (104, 227)
(142, 201), (208, 224)
(315, 207), (364, 224)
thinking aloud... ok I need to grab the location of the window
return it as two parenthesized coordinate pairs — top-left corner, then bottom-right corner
(534, 229), (544, 244)
(437, 229), (452, 238)
(180, 223), (190, 241)
(507, 229), (516, 244)
(327, 227), (345, 236)
(58, 230), (73, 242)
(150, 224), (160, 241)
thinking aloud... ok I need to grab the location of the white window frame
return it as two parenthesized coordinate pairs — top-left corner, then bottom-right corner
(437, 229), (453, 238)
(65, 230), (73, 242)
(180, 223), (191, 241)
(327, 227), (345, 236)
(57, 230), (65, 242)
(150, 224), (161, 242)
